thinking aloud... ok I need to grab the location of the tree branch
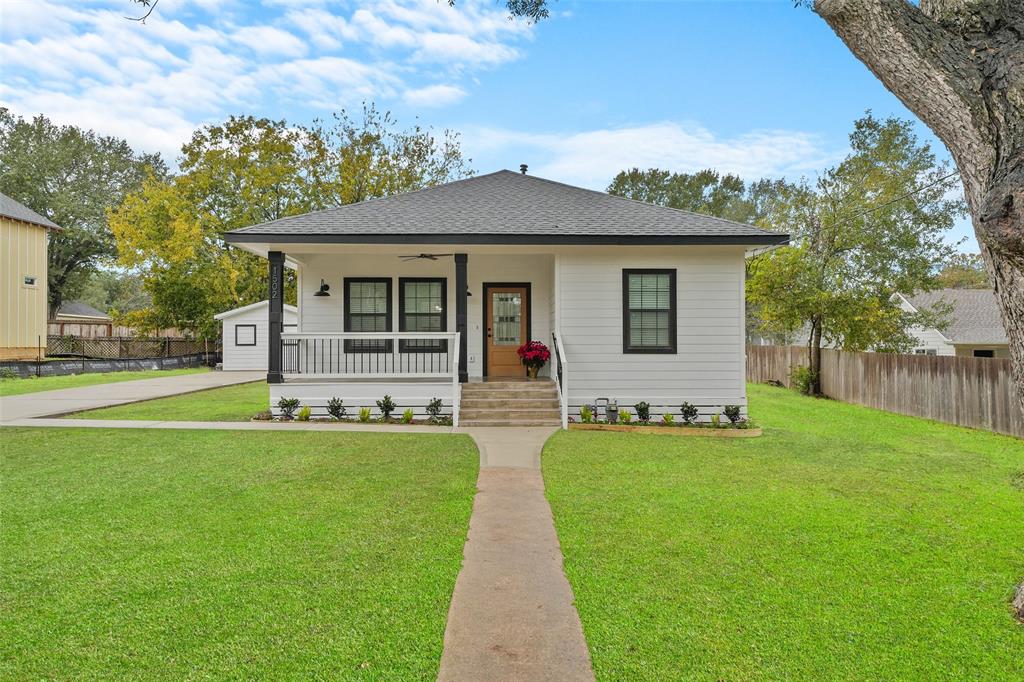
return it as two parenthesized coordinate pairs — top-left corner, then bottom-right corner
(813, 0), (994, 199)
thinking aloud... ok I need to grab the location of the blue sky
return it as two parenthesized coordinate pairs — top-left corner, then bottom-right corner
(0, 0), (975, 249)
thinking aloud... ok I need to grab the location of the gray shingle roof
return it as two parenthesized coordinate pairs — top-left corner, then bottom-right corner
(0, 192), (60, 229)
(56, 301), (110, 320)
(906, 289), (1008, 345)
(226, 170), (787, 245)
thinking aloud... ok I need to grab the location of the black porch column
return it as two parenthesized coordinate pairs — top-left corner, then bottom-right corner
(267, 251), (285, 384)
(455, 253), (468, 383)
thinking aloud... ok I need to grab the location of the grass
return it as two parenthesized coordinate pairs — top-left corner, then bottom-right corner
(543, 383), (1024, 681)
(66, 380), (267, 421)
(1, 428), (478, 679)
(0, 367), (208, 397)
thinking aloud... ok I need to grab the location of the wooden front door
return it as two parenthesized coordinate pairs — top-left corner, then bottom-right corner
(485, 284), (529, 378)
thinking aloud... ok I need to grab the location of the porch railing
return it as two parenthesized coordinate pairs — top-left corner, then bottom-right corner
(280, 331), (461, 427)
(552, 331), (568, 429)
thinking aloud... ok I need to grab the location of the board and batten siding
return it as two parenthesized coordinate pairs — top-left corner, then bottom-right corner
(296, 252), (553, 379)
(1, 215), (48, 360)
(556, 246), (747, 418)
(218, 302), (297, 371)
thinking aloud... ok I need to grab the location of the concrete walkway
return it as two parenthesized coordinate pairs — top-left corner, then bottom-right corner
(439, 427), (595, 682)
(0, 371), (264, 422)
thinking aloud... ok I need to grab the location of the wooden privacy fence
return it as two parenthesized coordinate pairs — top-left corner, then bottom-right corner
(746, 345), (1023, 439)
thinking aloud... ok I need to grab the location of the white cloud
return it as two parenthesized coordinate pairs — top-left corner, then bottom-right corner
(402, 83), (467, 107)
(464, 122), (839, 189)
(231, 25), (308, 57)
(0, 0), (534, 161)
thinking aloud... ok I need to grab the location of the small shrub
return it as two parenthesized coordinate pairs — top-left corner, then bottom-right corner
(711, 413), (721, 428)
(634, 401), (651, 422)
(0, 367), (18, 380)
(401, 408), (414, 424)
(358, 407), (371, 423)
(376, 395), (397, 420)
(680, 401), (699, 425)
(790, 365), (818, 395)
(296, 405), (312, 421)
(277, 397), (300, 420)
(661, 413), (675, 426)
(326, 397), (346, 420)
(426, 397), (444, 422)
(619, 409), (633, 424)
(580, 405), (594, 424)
(252, 409), (273, 421)
(723, 405), (742, 425)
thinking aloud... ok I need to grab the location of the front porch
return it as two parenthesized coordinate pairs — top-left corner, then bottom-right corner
(260, 246), (564, 426)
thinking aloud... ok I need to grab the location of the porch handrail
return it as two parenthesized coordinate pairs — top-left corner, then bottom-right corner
(280, 331), (458, 379)
(451, 331), (461, 428)
(280, 331), (461, 424)
(552, 331), (568, 430)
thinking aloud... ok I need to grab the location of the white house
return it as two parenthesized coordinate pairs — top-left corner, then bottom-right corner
(215, 300), (297, 371)
(224, 169), (788, 426)
(894, 289), (1010, 358)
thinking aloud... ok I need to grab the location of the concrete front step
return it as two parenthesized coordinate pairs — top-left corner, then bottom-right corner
(461, 389), (559, 401)
(464, 380), (556, 389)
(461, 408), (562, 421)
(462, 395), (565, 405)
(459, 419), (562, 427)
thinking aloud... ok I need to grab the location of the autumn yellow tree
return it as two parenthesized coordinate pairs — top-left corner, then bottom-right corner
(110, 106), (471, 338)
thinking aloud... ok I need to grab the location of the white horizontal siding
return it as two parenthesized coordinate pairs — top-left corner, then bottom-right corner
(296, 252), (553, 379)
(221, 305), (297, 371)
(269, 381), (454, 418)
(557, 247), (747, 419)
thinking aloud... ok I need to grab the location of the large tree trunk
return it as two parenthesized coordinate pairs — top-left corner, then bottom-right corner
(808, 317), (824, 396)
(814, 0), (1024, 412)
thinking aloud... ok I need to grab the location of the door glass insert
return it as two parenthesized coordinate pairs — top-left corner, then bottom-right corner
(492, 292), (522, 345)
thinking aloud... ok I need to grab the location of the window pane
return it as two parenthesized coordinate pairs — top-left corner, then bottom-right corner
(493, 292), (522, 345)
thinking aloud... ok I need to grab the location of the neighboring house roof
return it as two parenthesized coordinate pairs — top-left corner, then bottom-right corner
(214, 300), (298, 320)
(903, 289), (1008, 345)
(55, 301), (111, 321)
(226, 170), (789, 246)
(0, 192), (61, 230)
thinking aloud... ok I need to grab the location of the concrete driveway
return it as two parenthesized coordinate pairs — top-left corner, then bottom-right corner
(0, 371), (264, 422)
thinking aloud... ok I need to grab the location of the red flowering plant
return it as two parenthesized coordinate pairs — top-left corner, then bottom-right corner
(517, 340), (551, 371)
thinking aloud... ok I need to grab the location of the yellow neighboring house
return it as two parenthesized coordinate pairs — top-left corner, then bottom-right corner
(1, 192), (61, 360)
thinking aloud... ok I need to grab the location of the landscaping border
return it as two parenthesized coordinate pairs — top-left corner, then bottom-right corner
(570, 423), (762, 437)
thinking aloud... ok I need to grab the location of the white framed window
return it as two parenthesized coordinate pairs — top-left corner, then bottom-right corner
(23, 275), (37, 287)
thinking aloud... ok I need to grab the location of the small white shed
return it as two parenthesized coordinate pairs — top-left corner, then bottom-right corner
(215, 300), (297, 371)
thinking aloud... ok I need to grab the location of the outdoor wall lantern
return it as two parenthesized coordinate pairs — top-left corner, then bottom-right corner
(314, 279), (331, 297)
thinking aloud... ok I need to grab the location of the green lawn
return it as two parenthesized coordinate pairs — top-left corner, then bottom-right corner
(1, 428), (478, 679)
(0, 367), (208, 397)
(66, 379), (267, 421)
(543, 383), (1024, 681)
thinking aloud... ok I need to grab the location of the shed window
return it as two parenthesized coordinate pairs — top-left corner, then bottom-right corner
(622, 269), (676, 353)
(972, 349), (995, 358)
(399, 278), (447, 352)
(23, 276), (37, 286)
(235, 324), (256, 346)
(344, 278), (392, 353)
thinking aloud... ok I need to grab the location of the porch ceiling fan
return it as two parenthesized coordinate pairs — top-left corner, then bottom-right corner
(398, 253), (455, 261)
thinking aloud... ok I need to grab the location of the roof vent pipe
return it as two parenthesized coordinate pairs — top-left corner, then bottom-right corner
(520, 164), (528, 175)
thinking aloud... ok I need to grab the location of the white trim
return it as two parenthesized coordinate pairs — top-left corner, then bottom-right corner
(214, 300), (298, 321)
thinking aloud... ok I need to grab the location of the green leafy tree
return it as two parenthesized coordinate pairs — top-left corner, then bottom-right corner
(77, 269), (149, 315)
(936, 252), (990, 289)
(607, 168), (787, 226)
(111, 106), (471, 338)
(0, 109), (166, 315)
(747, 114), (964, 394)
